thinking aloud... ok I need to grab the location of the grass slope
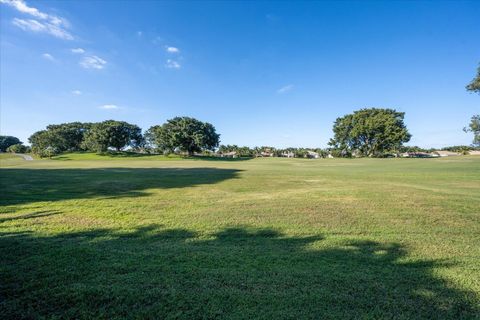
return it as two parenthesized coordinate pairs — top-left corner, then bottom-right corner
(1, 154), (479, 319)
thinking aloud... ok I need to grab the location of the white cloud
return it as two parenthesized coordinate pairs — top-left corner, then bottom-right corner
(165, 59), (181, 69)
(2, 0), (73, 40)
(277, 84), (294, 94)
(71, 48), (85, 54)
(71, 90), (82, 95)
(99, 104), (119, 110)
(11, 17), (73, 40)
(80, 55), (107, 70)
(1, 0), (48, 20)
(42, 53), (54, 61)
(166, 46), (179, 53)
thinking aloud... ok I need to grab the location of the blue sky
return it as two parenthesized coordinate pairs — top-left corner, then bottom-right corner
(1, 0), (479, 148)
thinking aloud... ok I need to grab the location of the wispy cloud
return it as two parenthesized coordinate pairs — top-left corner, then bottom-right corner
(71, 90), (82, 95)
(80, 55), (107, 70)
(2, 0), (73, 40)
(277, 84), (294, 94)
(71, 48), (85, 54)
(42, 53), (54, 61)
(165, 59), (181, 69)
(165, 46), (179, 53)
(12, 18), (73, 40)
(99, 104), (119, 110)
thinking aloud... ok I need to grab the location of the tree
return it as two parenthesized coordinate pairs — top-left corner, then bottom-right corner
(29, 122), (92, 155)
(82, 120), (143, 152)
(6, 143), (28, 153)
(0, 136), (21, 152)
(29, 130), (61, 157)
(146, 117), (220, 155)
(466, 63), (480, 93)
(464, 115), (480, 146)
(45, 122), (92, 151)
(329, 108), (411, 157)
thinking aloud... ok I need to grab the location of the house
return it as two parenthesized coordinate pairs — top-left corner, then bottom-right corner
(281, 151), (295, 158)
(306, 150), (320, 159)
(434, 151), (460, 157)
(401, 152), (433, 158)
(260, 151), (274, 157)
(221, 151), (238, 158)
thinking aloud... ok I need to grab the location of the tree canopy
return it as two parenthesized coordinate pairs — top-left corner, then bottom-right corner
(6, 143), (29, 153)
(0, 136), (21, 152)
(464, 115), (480, 147)
(466, 63), (480, 93)
(328, 108), (411, 157)
(146, 117), (220, 155)
(29, 122), (92, 156)
(82, 120), (143, 152)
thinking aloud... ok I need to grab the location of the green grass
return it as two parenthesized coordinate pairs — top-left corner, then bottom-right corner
(1, 154), (479, 319)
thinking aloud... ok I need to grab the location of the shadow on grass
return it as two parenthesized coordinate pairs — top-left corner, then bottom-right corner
(0, 210), (61, 223)
(0, 167), (241, 205)
(0, 225), (478, 319)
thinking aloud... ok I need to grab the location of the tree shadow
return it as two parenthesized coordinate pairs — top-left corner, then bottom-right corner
(0, 225), (477, 319)
(0, 167), (241, 206)
(0, 210), (61, 223)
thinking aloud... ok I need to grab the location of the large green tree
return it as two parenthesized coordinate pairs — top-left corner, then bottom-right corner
(329, 108), (411, 157)
(29, 122), (92, 156)
(0, 136), (21, 152)
(146, 117), (220, 155)
(45, 122), (92, 151)
(464, 115), (480, 146)
(82, 120), (143, 152)
(29, 130), (61, 156)
(465, 64), (479, 146)
(466, 63), (480, 93)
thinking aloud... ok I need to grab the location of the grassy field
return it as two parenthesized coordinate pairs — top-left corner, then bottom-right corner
(1, 153), (479, 319)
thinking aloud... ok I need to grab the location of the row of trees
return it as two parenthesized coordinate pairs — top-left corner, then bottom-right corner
(24, 109), (413, 158)
(2, 109), (477, 158)
(217, 145), (331, 158)
(26, 117), (220, 157)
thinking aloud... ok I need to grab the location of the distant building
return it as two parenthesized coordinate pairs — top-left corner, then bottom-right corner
(306, 150), (320, 159)
(400, 152), (433, 158)
(260, 151), (274, 157)
(281, 151), (295, 158)
(221, 151), (238, 158)
(434, 151), (460, 157)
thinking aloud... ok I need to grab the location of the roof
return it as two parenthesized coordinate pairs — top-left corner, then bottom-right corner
(434, 151), (460, 156)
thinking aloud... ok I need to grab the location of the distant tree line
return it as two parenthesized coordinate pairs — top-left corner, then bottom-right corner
(2, 104), (479, 158)
(23, 117), (219, 158)
(216, 145), (330, 158)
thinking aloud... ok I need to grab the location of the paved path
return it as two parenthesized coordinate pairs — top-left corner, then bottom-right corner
(15, 153), (34, 161)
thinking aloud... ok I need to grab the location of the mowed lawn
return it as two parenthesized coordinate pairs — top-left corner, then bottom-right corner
(1, 153), (479, 319)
